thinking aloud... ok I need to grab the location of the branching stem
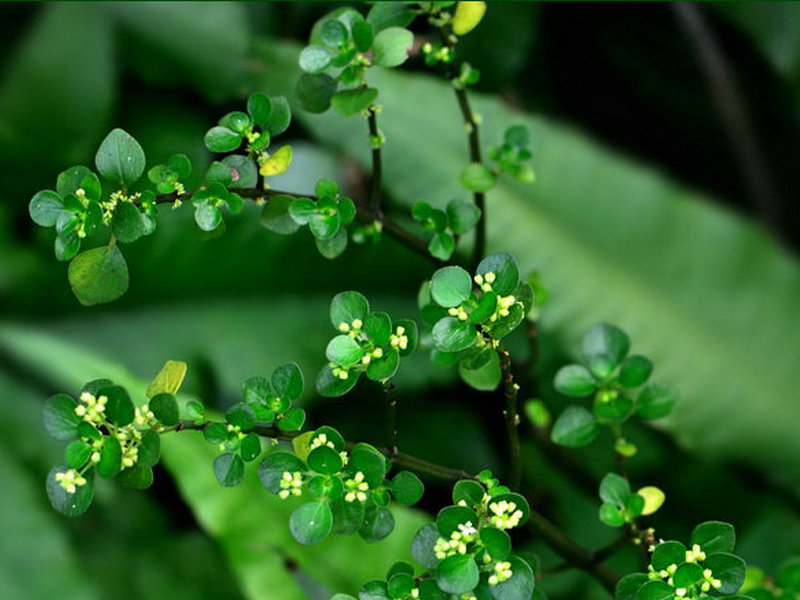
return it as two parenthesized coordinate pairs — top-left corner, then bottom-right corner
(170, 418), (618, 590)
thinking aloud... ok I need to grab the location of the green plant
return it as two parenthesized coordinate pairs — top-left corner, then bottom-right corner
(24, 3), (796, 600)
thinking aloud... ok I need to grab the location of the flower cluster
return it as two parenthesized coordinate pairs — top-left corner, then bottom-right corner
(488, 499), (524, 530)
(278, 471), (303, 499)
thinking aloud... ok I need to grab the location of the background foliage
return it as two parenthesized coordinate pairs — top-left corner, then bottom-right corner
(1, 3), (800, 599)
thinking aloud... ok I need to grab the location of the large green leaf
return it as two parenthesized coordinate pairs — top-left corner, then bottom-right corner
(256, 45), (800, 489)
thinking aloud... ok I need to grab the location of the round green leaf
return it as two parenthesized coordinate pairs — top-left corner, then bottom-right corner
(436, 554), (479, 595)
(96, 435), (122, 478)
(150, 392), (179, 426)
(459, 163), (495, 193)
(476, 252), (520, 296)
(46, 464), (94, 517)
(327, 335), (365, 367)
(388, 573), (415, 599)
(29, 190), (65, 227)
(43, 394), (80, 440)
(634, 580), (674, 600)
(68, 245), (129, 306)
(99, 385), (134, 427)
(412, 522), (441, 569)
(366, 347), (400, 381)
(57, 166), (102, 199)
(240, 433), (261, 462)
(619, 355), (653, 388)
(458, 350), (501, 391)
(308, 445), (343, 475)
(348, 445), (387, 488)
(320, 19), (348, 46)
(168, 153), (192, 179)
(373, 27), (414, 67)
(691, 521), (736, 555)
(480, 527), (511, 560)
(247, 92), (273, 128)
(272, 362), (304, 400)
(674, 562), (704, 588)
(214, 453), (245, 487)
(452, 480), (485, 507)
(489, 555), (535, 600)
(706, 553), (746, 594)
(599, 472), (630, 505)
(296, 73), (337, 113)
(204, 126), (242, 153)
(594, 394), (635, 423)
(219, 111), (250, 134)
(636, 383), (678, 420)
(226, 402), (256, 431)
(582, 323), (630, 366)
(364, 312), (392, 346)
(651, 540), (688, 570)
(625, 492), (645, 517)
(261, 194), (301, 235)
(137, 428), (161, 468)
(616, 573), (649, 600)
(431, 266), (472, 308)
(391, 471), (424, 506)
(447, 199), (481, 235)
(258, 451), (306, 494)
(315, 227), (348, 259)
(331, 87), (378, 116)
(359, 580), (390, 600)
(437, 505), (478, 537)
(55, 230), (80, 262)
(309, 211), (341, 240)
(432, 317), (477, 353)
(95, 128), (145, 187)
(267, 95), (292, 135)
(554, 365), (597, 398)
(194, 203), (222, 232)
(359, 504), (395, 543)
(222, 153), (258, 188)
(428, 232), (455, 261)
(599, 502), (625, 527)
(299, 44), (332, 74)
(352, 19), (374, 51)
(110, 202), (146, 243)
(330, 290), (370, 329)
(118, 464), (154, 490)
(65, 439), (92, 469)
(316, 364), (360, 398)
(550, 406), (598, 447)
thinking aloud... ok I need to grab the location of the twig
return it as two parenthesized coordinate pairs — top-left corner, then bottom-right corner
(499, 346), (522, 490)
(439, 27), (487, 268)
(383, 380), (398, 457)
(171, 418), (620, 591)
(366, 106), (383, 214)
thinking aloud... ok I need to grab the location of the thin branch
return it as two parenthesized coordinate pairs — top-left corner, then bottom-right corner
(366, 106), (383, 214)
(149, 185), (438, 265)
(171, 418), (619, 590)
(384, 380), (398, 458)
(439, 28), (487, 268)
(499, 346), (522, 490)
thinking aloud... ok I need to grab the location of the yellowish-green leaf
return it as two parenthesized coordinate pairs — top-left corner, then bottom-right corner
(637, 486), (666, 516)
(452, 1), (487, 36)
(146, 360), (188, 398)
(259, 145), (293, 177)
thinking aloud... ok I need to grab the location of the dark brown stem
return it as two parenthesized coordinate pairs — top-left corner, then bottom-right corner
(367, 106), (383, 214)
(149, 186), (438, 265)
(498, 346), (522, 490)
(383, 380), (398, 458)
(439, 28), (486, 268)
(170, 418), (618, 590)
